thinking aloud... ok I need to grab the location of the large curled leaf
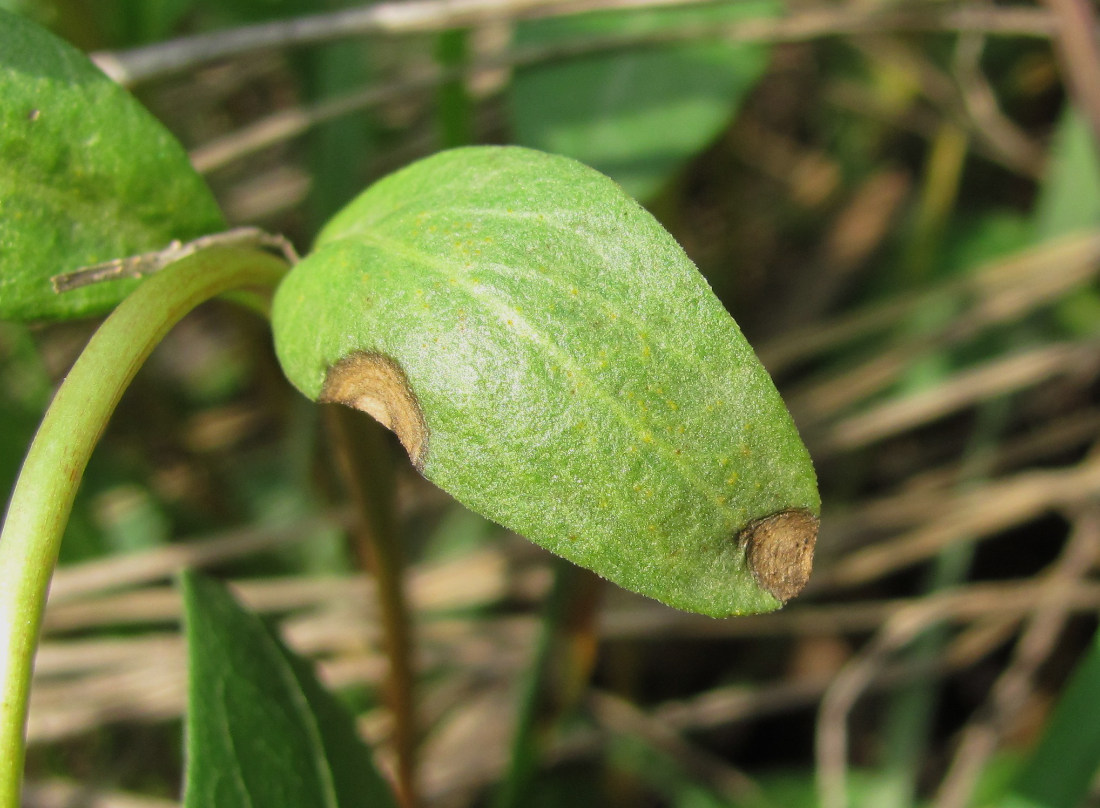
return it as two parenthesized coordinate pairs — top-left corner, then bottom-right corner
(509, 1), (777, 200)
(182, 571), (397, 808)
(0, 10), (225, 322)
(273, 146), (819, 616)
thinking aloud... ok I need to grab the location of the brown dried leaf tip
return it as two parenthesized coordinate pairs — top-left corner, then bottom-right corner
(742, 509), (819, 603)
(321, 352), (429, 469)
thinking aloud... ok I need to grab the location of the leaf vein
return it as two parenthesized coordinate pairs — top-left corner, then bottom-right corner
(355, 230), (738, 523)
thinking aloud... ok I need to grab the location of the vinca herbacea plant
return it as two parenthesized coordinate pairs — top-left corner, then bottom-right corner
(0, 10), (817, 807)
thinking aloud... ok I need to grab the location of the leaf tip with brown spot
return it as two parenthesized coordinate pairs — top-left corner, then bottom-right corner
(742, 509), (818, 603)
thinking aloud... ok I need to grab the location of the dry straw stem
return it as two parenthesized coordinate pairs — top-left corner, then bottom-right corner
(816, 604), (953, 808)
(849, 34), (1043, 179)
(23, 779), (177, 808)
(759, 230), (1100, 374)
(29, 553), (515, 743)
(776, 232), (1100, 431)
(851, 406), (1100, 500)
(815, 505), (1100, 808)
(599, 579), (1100, 640)
(46, 510), (352, 604)
(42, 547), (510, 634)
(430, 653), (957, 805)
(190, 70), (439, 173)
(188, 3), (1060, 174)
(953, 26), (1046, 174)
(811, 405), (1100, 569)
(552, 630), (993, 808)
(654, 619), (1007, 736)
(933, 505), (1100, 808)
(1043, 0), (1100, 149)
(35, 572), (1100, 659)
(91, 0), (1058, 87)
(822, 76), (1039, 181)
(561, 606), (1050, 800)
(415, 689), (516, 804)
(30, 560), (1100, 743)
(34, 634), (180, 679)
(818, 453), (1100, 591)
(821, 338), (1100, 453)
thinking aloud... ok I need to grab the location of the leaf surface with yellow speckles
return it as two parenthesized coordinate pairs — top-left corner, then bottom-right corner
(272, 146), (818, 616)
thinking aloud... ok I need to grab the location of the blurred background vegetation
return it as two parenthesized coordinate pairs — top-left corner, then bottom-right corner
(3, 1), (1100, 806)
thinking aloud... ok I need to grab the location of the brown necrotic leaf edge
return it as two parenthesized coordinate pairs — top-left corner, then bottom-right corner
(321, 352), (817, 605)
(321, 352), (429, 469)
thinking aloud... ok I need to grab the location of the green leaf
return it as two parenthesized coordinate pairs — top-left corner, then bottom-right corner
(1002, 626), (1100, 808)
(0, 9), (225, 322)
(182, 570), (397, 808)
(1031, 106), (1100, 339)
(509, 2), (777, 200)
(1033, 105), (1100, 242)
(272, 146), (819, 617)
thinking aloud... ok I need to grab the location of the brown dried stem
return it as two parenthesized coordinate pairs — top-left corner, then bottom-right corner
(93, 1), (1059, 87)
(1042, 0), (1100, 151)
(323, 406), (420, 808)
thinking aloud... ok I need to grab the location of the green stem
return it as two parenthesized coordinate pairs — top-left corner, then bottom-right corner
(436, 27), (473, 148)
(0, 247), (287, 808)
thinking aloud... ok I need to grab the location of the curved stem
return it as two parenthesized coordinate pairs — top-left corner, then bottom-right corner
(0, 247), (286, 808)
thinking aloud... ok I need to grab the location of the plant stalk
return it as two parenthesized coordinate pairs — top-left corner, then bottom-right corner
(323, 406), (419, 808)
(0, 247), (287, 808)
(494, 560), (603, 808)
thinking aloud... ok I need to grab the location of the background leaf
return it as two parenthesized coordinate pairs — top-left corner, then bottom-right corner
(1033, 106), (1100, 243)
(0, 9), (225, 322)
(509, 1), (778, 200)
(182, 570), (396, 808)
(1001, 625), (1100, 808)
(272, 146), (819, 617)
(1031, 105), (1100, 338)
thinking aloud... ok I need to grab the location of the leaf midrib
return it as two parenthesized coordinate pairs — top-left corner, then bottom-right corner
(426, 203), (735, 396)
(352, 229), (741, 528)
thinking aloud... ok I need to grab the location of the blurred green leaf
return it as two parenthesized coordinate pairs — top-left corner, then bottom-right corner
(302, 29), (378, 230)
(1034, 106), (1100, 242)
(0, 324), (47, 498)
(1002, 626), (1100, 808)
(0, 9), (225, 322)
(942, 213), (1034, 277)
(420, 504), (500, 563)
(1032, 106), (1100, 338)
(182, 570), (396, 808)
(272, 146), (819, 616)
(509, 1), (777, 200)
(89, 483), (170, 554)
